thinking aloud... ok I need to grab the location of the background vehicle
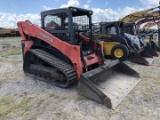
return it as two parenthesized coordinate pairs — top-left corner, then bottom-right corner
(91, 21), (153, 65)
(0, 28), (17, 37)
(120, 6), (160, 53)
(90, 6), (160, 65)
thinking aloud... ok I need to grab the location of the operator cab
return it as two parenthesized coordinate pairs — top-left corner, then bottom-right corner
(41, 7), (93, 46)
(41, 7), (93, 56)
(100, 22), (123, 35)
(124, 22), (137, 35)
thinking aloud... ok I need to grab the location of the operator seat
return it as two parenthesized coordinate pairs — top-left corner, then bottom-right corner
(46, 21), (57, 30)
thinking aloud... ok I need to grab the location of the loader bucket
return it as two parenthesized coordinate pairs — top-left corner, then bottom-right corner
(151, 41), (160, 57)
(150, 41), (160, 52)
(129, 49), (153, 65)
(144, 43), (158, 57)
(78, 60), (140, 109)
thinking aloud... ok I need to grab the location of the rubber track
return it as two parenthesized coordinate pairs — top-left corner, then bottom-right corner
(29, 49), (78, 87)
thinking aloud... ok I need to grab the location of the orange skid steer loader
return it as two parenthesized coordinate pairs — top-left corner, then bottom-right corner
(18, 7), (140, 109)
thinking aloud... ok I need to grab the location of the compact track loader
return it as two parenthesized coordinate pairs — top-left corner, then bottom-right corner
(18, 7), (140, 109)
(91, 21), (154, 65)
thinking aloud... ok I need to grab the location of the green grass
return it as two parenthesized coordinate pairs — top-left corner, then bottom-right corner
(153, 73), (160, 84)
(9, 47), (22, 55)
(0, 36), (21, 41)
(2, 46), (22, 57)
(140, 71), (153, 79)
(0, 96), (15, 118)
(2, 44), (11, 49)
(51, 112), (68, 120)
(76, 96), (86, 101)
(0, 77), (7, 84)
(0, 95), (33, 119)
(8, 60), (22, 64)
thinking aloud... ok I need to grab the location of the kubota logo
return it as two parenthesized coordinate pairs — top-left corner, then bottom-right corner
(40, 32), (53, 42)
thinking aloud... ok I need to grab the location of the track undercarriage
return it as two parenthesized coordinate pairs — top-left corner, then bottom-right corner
(23, 49), (78, 88)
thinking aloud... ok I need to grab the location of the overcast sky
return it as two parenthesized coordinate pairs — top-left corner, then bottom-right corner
(0, 0), (159, 28)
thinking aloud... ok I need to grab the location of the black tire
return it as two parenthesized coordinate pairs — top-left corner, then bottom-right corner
(111, 44), (129, 60)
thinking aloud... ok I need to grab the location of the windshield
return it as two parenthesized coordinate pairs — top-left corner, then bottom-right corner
(73, 15), (90, 31)
(64, 15), (90, 31)
(102, 25), (117, 35)
(44, 13), (67, 30)
(124, 24), (136, 35)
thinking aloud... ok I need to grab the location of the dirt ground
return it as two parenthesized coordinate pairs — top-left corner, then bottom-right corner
(0, 37), (160, 120)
